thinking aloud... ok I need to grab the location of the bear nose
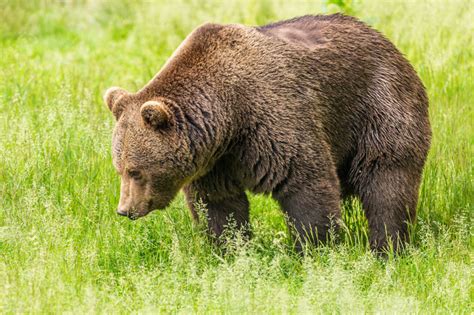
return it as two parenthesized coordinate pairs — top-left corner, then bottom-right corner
(116, 208), (129, 217)
(116, 209), (138, 220)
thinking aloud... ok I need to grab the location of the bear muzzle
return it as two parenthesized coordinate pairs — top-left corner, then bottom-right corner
(116, 208), (140, 220)
(116, 199), (169, 220)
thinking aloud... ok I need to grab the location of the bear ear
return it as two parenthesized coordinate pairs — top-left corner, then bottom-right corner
(104, 87), (128, 119)
(140, 100), (171, 129)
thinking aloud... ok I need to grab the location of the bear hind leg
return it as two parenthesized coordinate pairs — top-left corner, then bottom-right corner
(355, 165), (421, 253)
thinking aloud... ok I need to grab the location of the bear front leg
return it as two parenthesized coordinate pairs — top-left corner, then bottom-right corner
(276, 181), (341, 252)
(184, 186), (250, 240)
(205, 192), (250, 239)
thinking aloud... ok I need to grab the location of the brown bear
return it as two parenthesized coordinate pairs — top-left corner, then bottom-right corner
(104, 14), (431, 252)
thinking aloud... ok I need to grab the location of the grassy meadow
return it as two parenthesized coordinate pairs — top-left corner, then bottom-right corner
(0, 0), (472, 313)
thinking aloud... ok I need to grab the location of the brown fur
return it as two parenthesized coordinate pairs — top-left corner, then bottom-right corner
(105, 14), (431, 252)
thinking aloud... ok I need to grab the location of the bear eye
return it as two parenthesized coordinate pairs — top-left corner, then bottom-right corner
(127, 169), (142, 180)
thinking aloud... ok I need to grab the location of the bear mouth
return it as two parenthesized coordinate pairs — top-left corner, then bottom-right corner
(116, 209), (141, 220)
(116, 202), (152, 220)
(116, 198), (173, 220)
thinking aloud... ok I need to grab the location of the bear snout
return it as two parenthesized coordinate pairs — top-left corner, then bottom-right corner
(116, 208), (138, 220)
(116, 198), (157, 220)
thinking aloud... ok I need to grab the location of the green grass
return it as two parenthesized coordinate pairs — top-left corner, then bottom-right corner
(0, 0), (472, 313)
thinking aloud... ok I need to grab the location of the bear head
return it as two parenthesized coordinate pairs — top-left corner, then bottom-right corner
(104, 87), (194, 219)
